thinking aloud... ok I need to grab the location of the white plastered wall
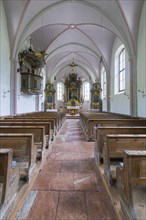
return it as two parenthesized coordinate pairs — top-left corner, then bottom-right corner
(137, 1), (146, 117)
(0, 1), (11, 116)
(110, 37), (130, 115)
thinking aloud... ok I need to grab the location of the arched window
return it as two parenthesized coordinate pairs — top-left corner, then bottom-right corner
(57, 82), (64, 101)
(83, 82), (90, 101)
(115, 45), (125, 94)
(101, 68), (106, 98)
(119, 48), (125, 91)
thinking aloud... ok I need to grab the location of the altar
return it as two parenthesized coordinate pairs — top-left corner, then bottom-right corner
(67, 106), (80, 115)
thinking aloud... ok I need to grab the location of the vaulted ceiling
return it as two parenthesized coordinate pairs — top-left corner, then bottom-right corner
(3, 0), (144, 83)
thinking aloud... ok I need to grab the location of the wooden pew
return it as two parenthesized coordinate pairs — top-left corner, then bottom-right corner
(0, 121), (51, 147)
(1, 118), (56, 141)
(16, 115), (58, 134)
(116, 150), (146, 220)
(0, 126), (46, 160)
(94, 126), (146, 164)
(5, 110), (66, 128)
(79, 111), (136, 139)
(0, 149), (20, 211)
(25, 111), (66, 127)
(14, 111), (66, 133)
(103, 134), (146, 185)
(29, 111), (66, 130)
(0, 133), (37, 181)
(80, 111), (146, 140)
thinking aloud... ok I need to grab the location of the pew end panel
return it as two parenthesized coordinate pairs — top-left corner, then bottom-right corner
(116, 150), (146, 220)
(0, 133), (38, 182)
(103, 134), (146, 186)
(0, 149), (20, 215)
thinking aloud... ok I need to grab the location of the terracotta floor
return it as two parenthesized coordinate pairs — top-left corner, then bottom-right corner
(16, 119), (118, 220)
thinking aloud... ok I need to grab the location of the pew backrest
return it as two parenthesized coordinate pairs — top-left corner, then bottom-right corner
(95, 126), (146, 163)
(0, 126), (46, 158)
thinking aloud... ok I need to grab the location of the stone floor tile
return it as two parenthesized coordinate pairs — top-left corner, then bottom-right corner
(56, 192), (87, 220)
(27, 191), (59, 220)
(85, 191), (117, 220)
(50, 173), (74, 191)
(74, 173), (98, 191)
(54, 152), (77, 160)
(61, 161), (76, 173)
(32, 173), (54, 191)
(74, 159), (97, 173)
(41, 160), (62, 173)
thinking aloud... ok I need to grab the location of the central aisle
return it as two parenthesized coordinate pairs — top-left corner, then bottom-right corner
(17, 119), (118, 220)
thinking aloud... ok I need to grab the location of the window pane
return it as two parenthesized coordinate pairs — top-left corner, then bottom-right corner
(83, 82), (90, 101)
(57, 83), (64, 100)
(103, 70), (106, 97)
(119, 48), (125, 91)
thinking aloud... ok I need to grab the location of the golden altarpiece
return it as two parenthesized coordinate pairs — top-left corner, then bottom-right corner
(44, 82), (56, 110)
(64, 73), (82, 115)
(91, 81), (102, 110)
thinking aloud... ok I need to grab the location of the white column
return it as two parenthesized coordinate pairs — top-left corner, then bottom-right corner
(35, 95), (39, 112)
(10, 58), (17, 115)
(129, 57), (137, 116)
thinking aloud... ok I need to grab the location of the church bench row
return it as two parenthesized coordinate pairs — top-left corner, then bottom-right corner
(94, 126), (146, 164)
(14, 111), (66, 132)
(102, 134), (146, 186)
(3, 117), (57, 139)
(80, 112), (146, 140)
(0, 111), (66, 165)
(0, 111), (66, 219)
(4, 111), (66, 137)
(90, 119), (146, 141)
(116, 150), (146, 220)
(16, 115), (59, 133)
(0, 133), (37, 182)
(93, 123), (146, 220)
(33, 111), (66, 129)
(0, 149), (20, 217)
(0, 121), (51, 145)
(79, 111), (135, 133)
(0, 126), (46, 160)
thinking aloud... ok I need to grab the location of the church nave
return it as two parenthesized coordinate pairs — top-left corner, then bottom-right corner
(11, 119), (118, 220)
